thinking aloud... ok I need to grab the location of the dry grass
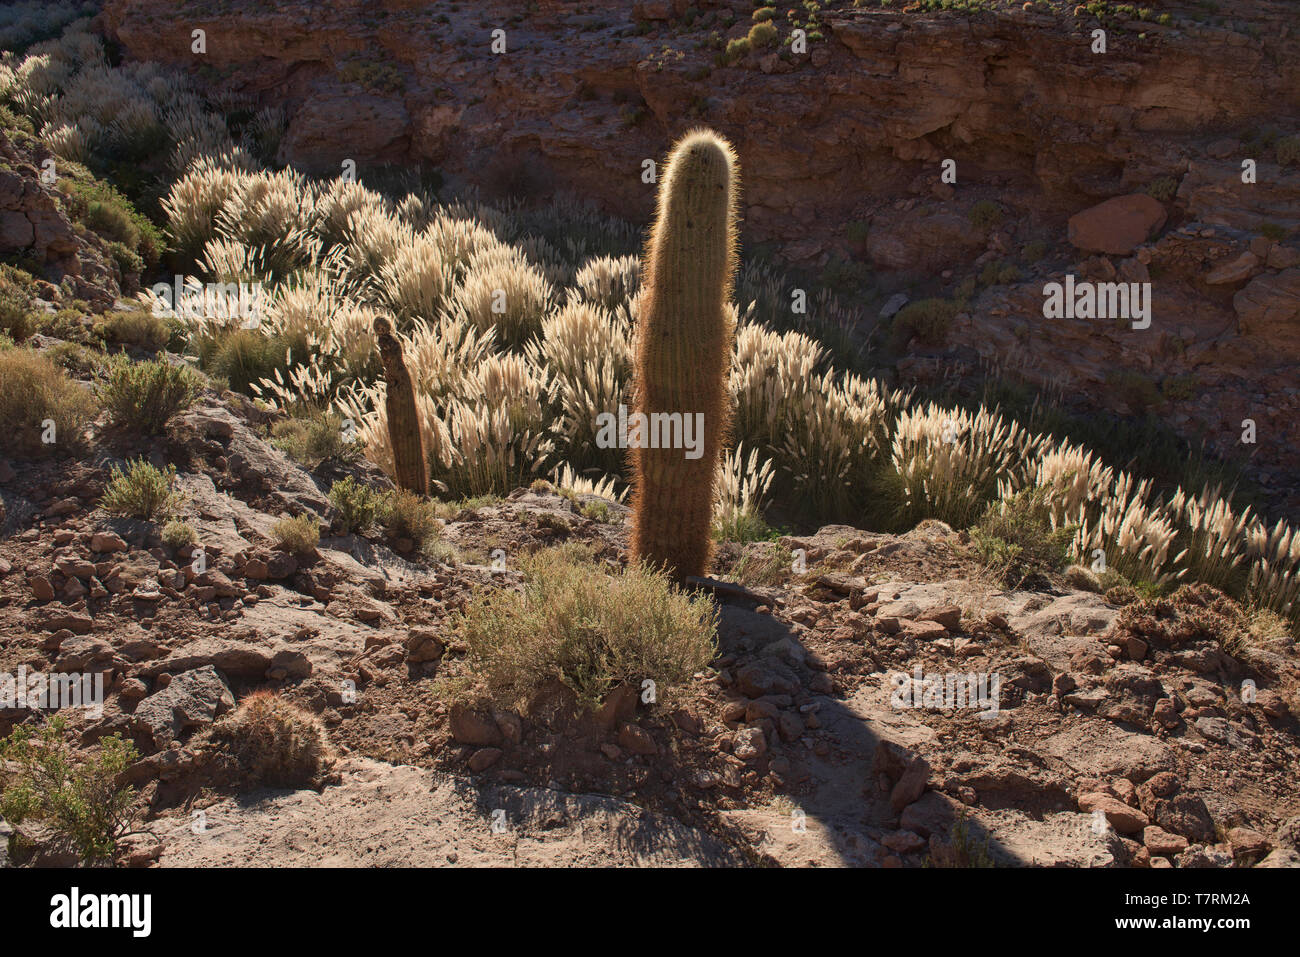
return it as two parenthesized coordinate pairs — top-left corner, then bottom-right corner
(268, 513), (320, 555)
(452, 546), (717, 711)
(0, 348), (95, 456)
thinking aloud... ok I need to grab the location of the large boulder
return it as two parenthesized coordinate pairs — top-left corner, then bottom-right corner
(1067, 194), (1167, 255)
(131, 666), (235, 748)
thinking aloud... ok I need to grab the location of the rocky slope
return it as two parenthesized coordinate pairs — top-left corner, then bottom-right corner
(2, 361), (1298, 868)
(95, 0), (1300, 514)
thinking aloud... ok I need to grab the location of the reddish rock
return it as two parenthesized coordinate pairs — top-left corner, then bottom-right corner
(90, 532), (128, 553)
(1143, 825), (1189, 856)
(1205, 251), (1260, 285)
(1078, 792), (1149, 834)
(1067, 194), (1168, 255)
(919, 604), (962, 630)
(468, 747), (502, 772)
(448, 704), (502, 747)
(617, 722), (658, 756)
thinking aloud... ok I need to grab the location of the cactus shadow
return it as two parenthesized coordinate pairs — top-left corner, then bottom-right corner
(708, 590), (1026, 868)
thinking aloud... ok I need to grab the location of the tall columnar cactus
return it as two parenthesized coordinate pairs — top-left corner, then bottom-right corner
(629, 128), (739, 581)
(373, 315), (428, 495)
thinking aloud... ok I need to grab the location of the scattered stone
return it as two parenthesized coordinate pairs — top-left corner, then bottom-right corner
(468, 748), (502, 772)
(448, 704), (502, 747)
(89, 532), (128, 553)
(1078, 792), (1149, 834)
(618, 723), (658, 756)
(130, 666), (235, 747)
(1142, 825), (1188, 857)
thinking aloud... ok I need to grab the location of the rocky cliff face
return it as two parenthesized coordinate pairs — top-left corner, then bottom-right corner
(98, 0), (1300, 511)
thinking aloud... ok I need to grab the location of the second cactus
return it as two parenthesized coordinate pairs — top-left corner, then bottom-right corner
(373, 315), (428, 495)
(629, 128), (739, 581)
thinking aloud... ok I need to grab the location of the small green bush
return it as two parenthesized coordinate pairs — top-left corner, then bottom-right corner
(1020, 240), (1048, 263)
(101, 355), (199, 435)
(968, 200), (1003, 230)
(100, 459), (181, 521)
(748, 21), (779, 47)
(378, 489), (441, 549)
(161, 518), (199, 549)
(1145, 175), (1179, 203)
(0, 267), (36, 341)
(723, 36), (751, 63)
(0, 348), (95, 456)
(270, 411), (362, 469)
(203, 328), (292, 395)
(891, 298), (959, 348)
(971, 489), (1075, 588)
(60, 176), (162, 267)
(95, 307), (174, 350)
(269, 513), (320, 555)
(0, 717), (141, 865)
(328, 476), (381, 535)
(452, 546), (718, 710)
(1276, 135), (1300, 168)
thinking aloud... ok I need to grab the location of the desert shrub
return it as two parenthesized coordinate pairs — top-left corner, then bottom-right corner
(101, 354), (198, 434)
(723, 36), (752, 62)
(1020, 240), (1048, 263)
(328, 476), (381, 535)
(979, 260), (1021, 287)
(728, 540), (795, 588)
(270, 410), (362, 469)
(968, 199), (1003, 229)
(0, 717), (140, 865)
(1260, 222), (1288, 242)
(1145, 175), (1179, 202)
(269, 513), (320, 555)
(100, 459), (180, 520)
(0, 347), (95, 455)
(160, 518), (198, 549)
(94, 306), (174, 350)
(45, 340), (102, 376)
(972, 489), (1075, 587)
(60, 175), (161, 266)
(1277, 135), (1300, 168)
(748, 21), (779, 47)
(194, 692), (333, 789)
(753, 7), (777, 21)
(452, 546), (718, 710)
(378, 489), (441, 549)
(203, 327), (292, 395)
(0, 266), (37, 340)
(928, 811), (995, 868)
(891, 298), (959, 347)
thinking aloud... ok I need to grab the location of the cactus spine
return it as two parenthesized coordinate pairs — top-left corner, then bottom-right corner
(373, 315), (428, 495)
(629, 128), (739, 581)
